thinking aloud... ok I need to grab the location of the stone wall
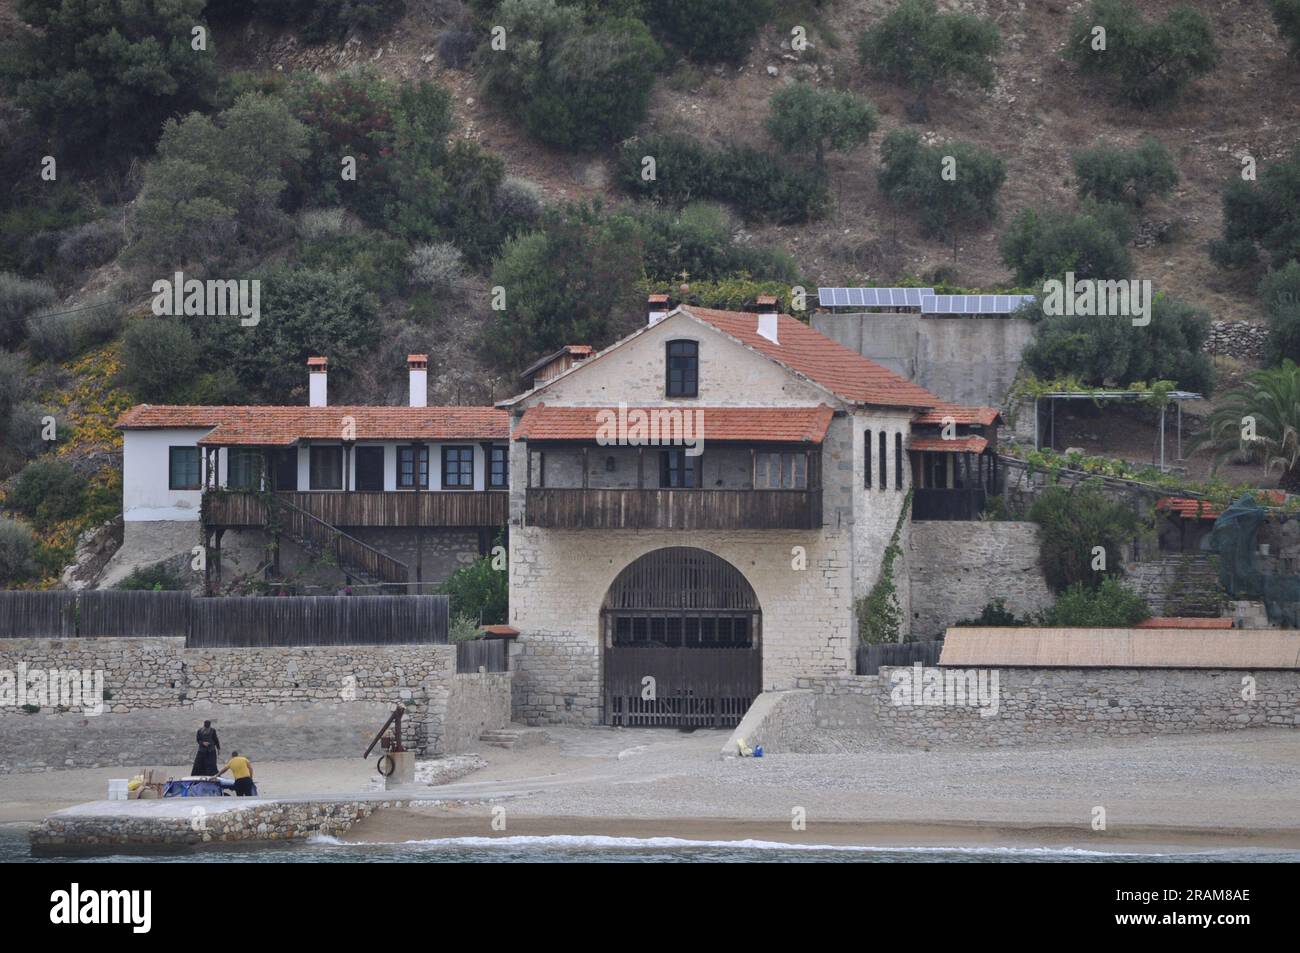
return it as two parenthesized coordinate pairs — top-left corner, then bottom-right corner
(0, 638), (510, 772)
(908, 521), (1055, 638)
(733, 668), (1300, 751)
(1204, 321), (1268, 362)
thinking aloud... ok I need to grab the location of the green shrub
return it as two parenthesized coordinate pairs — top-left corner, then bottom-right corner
(644, 0), (774, 62)
(1210, 146), (1300, 270)
(1073, 138), (1178, 207)
(117, 562), (188, 591)
(0, 350), (29, 425)
(617, 135), (830, 224)
(0, 518), (37, 585)
(955, 598), (1030, 627)
(235, 0), (406, 42)
(297, 232), (410, 298)
(858, 0), (1000, 120)
(1066, 0), (1218, 107)
(0, 272), (57, 349)
(876, 130), (1005, 244)
(1271, 0), (1300, 57)
(1043, 578), (1150, 627)
(1262, 262), (1300, 363)
(1028, 484), (1142, 594)
(1000, 203), (1132, 285)
(481, 3), (662, 150)
(120, 319), (202, 404)
(9, 459), (88, 529)
(633, 202), (798, 284)
(439, 550), (508, 625)
(4, 402), (68, 460)
(25, 297), (123, 364)
(56, 219), (126, 274)
(766, 83), (877, 169)
(1022, 294), (1213, 395)
(1, 0), (217, 161)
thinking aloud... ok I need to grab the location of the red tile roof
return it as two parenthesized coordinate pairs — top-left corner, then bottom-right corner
(513, 405), (835, 444)
(909, 436), (989, 454)
(116, 405), (508, 445)
(1135, 617), (1234, 629)
(683, 306), (943, 410)
(1155, 491), (1286, 520)
(914, 402), (1001, 427)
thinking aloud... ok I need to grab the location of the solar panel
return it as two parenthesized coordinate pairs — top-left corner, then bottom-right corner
(817, 288), (935, 309)
(920, 294), (1037, 315)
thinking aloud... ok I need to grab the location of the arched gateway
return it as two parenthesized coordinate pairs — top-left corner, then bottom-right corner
(602, 547), (762, 728)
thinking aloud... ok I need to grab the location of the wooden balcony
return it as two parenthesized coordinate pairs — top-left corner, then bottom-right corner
(525, 488), (822, 530)
(204, 490), (508, 529)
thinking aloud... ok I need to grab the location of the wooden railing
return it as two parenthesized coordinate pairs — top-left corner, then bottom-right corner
(204, 490), (508, 528)
(270, 496), (410, 585)
(525, 488), (822, 530)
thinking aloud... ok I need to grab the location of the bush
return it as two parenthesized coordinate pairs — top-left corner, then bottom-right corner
(1000, 203), (1132, 285)
(407, 242), (466, 292)
(955, 598), (1030, 627)
(0, 518), (36, 585)
(1261, 262), (1300, 363)
(297, 231), (410, 297)
(9, 459), (88, 529)
(1209, 146), (1300, 270)
(117, 562), (188, 591)
(439, 550), (508, 625)
(876, 130), (1006, 244)
(481, 3), (663, 150)
(0, 350), (29, 423)
(644, 0), (774, 62)
(1066, 0), (1218, 107)
(1073, 137), (1178, 207)
(0, 272), (57, 349)
(616, 135), (830, 224)
(120, 319), (202, 404)
(241, 0), (406, 43)
(1271, 0), (1300, 57)
(4, 402), (68, 460)
(438, 28), (478, 69)
(1022, 294), (1213, 395)
(25, 297), (123, 364)
(494, 177), (543, 233)
(295, 208), (358, 242)
(56, 219), (126, 273)
(766, 83), (877, 169)
(633, 202), (798, 284)
(857, 0), (1000, 119)
(1028, 484), (1142, 594)
(1043, 578), (1150, 627)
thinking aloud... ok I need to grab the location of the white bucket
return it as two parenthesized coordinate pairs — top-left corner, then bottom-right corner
(107, 779), (129, 801)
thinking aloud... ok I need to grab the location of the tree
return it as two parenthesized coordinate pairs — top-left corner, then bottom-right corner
(483, 203), (644, 372)
(0, 272), (57, 349)
(218, 0), (406, 43)
(877, 130), (1005, 253)
(1271, 0), (1300, 57)
(644, 0), (775, 62)
(1199, 360), (1300, 489)
(9, 458), (87, 529)
(766, 83), (878, 170)
(439, 547), (508, 624)
(1000, 203), (1132, 285)
(1029, 484), (1141, 593)
(131, 93), (309, 268)
(1, 0), (217, 161)
(1261, 262), (1300, 364)
(1066, 0), (1219, 107)
(481, 2), (662, 150)
(121, 319), (201, 403)
(1073, 137), (1178, 207)
(1043, 578), (1150, 626)
(1209, 146), (1300, 270)
(858, 0), (1000, 120)
(0, 518), (37, 586)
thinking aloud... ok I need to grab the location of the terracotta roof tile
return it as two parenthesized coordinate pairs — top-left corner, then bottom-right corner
(683, 306), (943, 410)
(1156, 492), (1286, 520)
(909, 436), (989, 454)
(513, 405), (835, 444)
(116, 405), (508, 445)
(914, 402), (1001, 426)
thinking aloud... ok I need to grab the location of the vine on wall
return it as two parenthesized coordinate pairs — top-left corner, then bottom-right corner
(857, 488), (913, 646)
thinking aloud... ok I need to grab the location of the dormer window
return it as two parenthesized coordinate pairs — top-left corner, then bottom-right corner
(666, 340), (698, 398)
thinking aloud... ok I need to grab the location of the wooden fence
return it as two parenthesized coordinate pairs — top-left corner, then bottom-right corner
(0, 590), (448, 647)
(455, 638), (508, 674)
(857, 639), (944, 676)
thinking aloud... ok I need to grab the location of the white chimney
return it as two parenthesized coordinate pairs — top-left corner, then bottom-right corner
(408, 354), (428, 408)
(756, 295), (779, 345)
(647, 293), (670, 326)
(307, 356), (328, 407)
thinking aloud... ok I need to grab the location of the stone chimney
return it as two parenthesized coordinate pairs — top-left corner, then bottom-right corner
(647, 293), (670, 326)
(307, 356), (328, 407)
(408, 354), (428, 408)
(756, 295), (779, 345)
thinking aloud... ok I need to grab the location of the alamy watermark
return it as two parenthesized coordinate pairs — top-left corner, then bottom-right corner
(1, 663), (105, 716)
(1041, 271), (1151, 327)
(889, 663), (1000, 717)
(595, 402), (705, 456)
(151, 270), (260, 326)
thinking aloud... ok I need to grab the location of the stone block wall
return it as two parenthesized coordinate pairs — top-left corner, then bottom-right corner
(908, 521), (1054, 638)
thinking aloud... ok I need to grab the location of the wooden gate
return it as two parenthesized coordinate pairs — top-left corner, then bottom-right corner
(602, 547), (762, 728)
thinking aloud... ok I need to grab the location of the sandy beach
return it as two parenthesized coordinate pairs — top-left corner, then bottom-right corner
(5, 727), (1300, 853)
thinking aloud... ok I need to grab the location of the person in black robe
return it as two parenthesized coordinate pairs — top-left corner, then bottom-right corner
(191, 720), (220, 776)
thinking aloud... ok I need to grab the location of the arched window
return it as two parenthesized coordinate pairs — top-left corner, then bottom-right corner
(665, 340), (699, 397)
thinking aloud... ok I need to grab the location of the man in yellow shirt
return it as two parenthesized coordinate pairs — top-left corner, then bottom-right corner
(214, 751), (255, 797)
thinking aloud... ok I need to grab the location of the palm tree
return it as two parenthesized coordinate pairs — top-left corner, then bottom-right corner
(1199, 360), (1300, 490)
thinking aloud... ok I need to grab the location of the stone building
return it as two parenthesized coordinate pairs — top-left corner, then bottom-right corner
(501, 295), (1002, 727)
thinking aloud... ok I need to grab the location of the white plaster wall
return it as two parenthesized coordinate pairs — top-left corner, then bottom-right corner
(122, 429), (223, 522)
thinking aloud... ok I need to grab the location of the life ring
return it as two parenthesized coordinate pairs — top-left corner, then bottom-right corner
(376, 753), (395, 778)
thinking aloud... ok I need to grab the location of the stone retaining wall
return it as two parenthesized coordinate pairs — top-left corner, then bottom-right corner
(1204, 321), (1268, 362)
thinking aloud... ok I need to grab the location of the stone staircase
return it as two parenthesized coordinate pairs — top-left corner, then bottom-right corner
(1125, 554), (1226, 617)
(268, 495), (408, 588)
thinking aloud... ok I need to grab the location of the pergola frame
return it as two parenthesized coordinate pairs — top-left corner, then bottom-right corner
(1033, 390), (1204, 472)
